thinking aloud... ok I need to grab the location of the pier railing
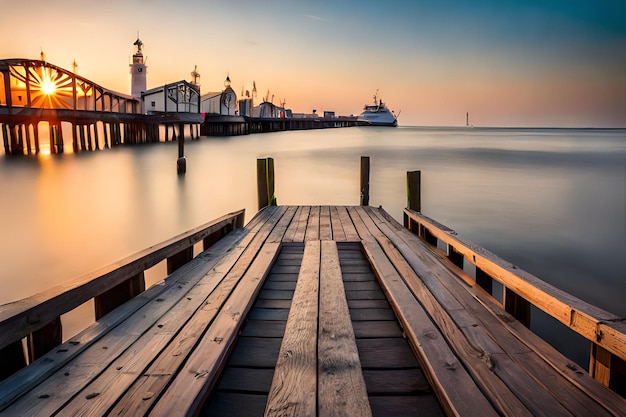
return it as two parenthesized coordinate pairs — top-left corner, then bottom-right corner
(0, 209), (245, 379)
(403, 205), (626, 394)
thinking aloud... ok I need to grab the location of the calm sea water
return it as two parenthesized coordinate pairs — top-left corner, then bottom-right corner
(1, 126), (625, 366)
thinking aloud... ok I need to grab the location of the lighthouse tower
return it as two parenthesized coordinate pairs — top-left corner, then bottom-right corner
(130, 37), (147, 100)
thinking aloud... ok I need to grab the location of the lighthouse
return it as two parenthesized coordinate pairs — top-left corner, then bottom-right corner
(130, 37), (147, 100)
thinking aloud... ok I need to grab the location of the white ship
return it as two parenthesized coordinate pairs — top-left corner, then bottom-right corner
(358, 91), (398, 127)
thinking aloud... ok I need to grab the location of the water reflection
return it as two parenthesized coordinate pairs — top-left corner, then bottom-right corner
(0, 126), (624, 364)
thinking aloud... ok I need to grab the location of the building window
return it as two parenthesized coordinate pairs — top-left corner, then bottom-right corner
(151, 101), (156, 107)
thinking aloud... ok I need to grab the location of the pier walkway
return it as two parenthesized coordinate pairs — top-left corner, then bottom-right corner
(1, 204), (625, 416)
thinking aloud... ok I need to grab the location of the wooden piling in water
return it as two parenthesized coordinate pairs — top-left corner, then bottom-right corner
(257, 157), (276, 210)
(360, 156), (370, 206)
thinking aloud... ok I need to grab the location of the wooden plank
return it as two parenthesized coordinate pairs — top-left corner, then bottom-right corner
(368, 396), (444, 417)
(263, 281), (297, 291)
(253, 299), (292, 309)
(317, 240), (372, 417)
(347, 299), (390, 309)
(89, 210), (287, 417)
(292, 206), (310, 243)
(265, 240), (320, 417)
(282, 206), (303, 242)
(319, 206), (332, 240)
(403, 208), (626, 360)
(363, 369), (432, 394)
(145, 242), (281, 417)
(0, 209), (245, 351)
(349, 308), (396, 321)
(204, 392), (269, 417)
(368, 206), (616, 415)
(474, 287), (626, 417)
(0, 228), (251, 414)
(356, 207), (536, 416)
(248, 308), (290, 321)
(336, 206), (359, 242)
(356, 338), (419, 368)
(305, 206), (320, 241)
(329, 206), (347, 241)
(241, 320), (287, 338)
(347, 207), (500, 417)
(228, 337), (283, 367)
(352, 321), (403, 338)
(217, 367), (275, 393)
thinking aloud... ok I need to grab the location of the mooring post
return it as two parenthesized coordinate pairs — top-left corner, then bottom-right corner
(177, 122), (186, 175)
(257, 157), (276, 210)
(407, 170), (421, 213)
(360, 156), (370, 206)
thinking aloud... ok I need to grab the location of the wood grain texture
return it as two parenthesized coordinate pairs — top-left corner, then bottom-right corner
(403, 208), (626, 361)
(265, 240), (320, 417)
(318, 240), (372, 417)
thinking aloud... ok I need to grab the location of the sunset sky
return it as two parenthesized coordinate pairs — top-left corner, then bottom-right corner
(1, 0), (625, 127)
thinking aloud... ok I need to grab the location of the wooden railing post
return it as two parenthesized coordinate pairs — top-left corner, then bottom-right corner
(407, 170), (421, 213)
(447, 244), (464, 269)
(94, 272), (146, 320)
(503, 288), (531, 328)
(257, 157), (276, 210)
(0, 341), (27, 380)
(360, 156), (370, 206)
(167, 247), (194, 275)
(27, 316), (62, 362)
(475, 266), (493, 295)
(177, 122), (186, 175)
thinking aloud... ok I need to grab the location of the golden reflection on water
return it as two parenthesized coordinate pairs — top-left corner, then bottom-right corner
(0, 126), (624, 352)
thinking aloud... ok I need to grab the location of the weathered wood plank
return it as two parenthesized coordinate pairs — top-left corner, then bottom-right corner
(265, 240), (320, 417)
(241, 320), (287, 338)
(292, 206), (310, 243)
(403, 208), (626, 361)
(0, 209), (246, 351)
(329, 206), (347, 241)
(217, 367), (275, 393)
(318, 240), (372, 417)
(305, 206), (320, 241)
(336, 206), (359, 241)
(95, 209), (288, 417)
(0, 228), (251, 414)
(347, 207), (500, 417)
(363, 369), (432, 394)
(282, 206), (304, 242)
(319, 206), (332, 240)
(228, 336), (283, 367)
(369, 207), (626, 417)
(352, 321), (403, 338)
(119, 242), (281, 417)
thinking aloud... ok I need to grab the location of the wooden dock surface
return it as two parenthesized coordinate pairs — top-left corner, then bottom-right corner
(1, 205), (625, 416)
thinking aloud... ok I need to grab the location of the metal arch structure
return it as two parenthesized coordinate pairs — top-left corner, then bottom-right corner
(0, 58), (140, 115)
(0, 59), (203, 156)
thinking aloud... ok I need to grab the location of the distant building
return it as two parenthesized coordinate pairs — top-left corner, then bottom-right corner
(323, 111), (335, 118)
(201, 75), (237, 116)
(130, 37), (147, 101)
(142, 80), (200, 114)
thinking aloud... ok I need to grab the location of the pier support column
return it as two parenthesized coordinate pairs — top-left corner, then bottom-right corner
(33, 122), (40, 154)
(72, 123), (78, 152)
(360, 156), (370, 206)
(93, 123), (100, 150)
(2, 123), (9, 154)
(25, 123), (32, 155)
(257, 157), (276, 210)
(177, 122), (186, 175)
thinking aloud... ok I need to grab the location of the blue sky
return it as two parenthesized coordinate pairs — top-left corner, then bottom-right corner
(1, 0), (625, 126)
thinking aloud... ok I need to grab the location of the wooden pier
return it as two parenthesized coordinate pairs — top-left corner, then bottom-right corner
(0, 160), (625, 416)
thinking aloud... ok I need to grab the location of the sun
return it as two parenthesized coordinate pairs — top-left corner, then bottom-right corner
(42, 79), (56, 95)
